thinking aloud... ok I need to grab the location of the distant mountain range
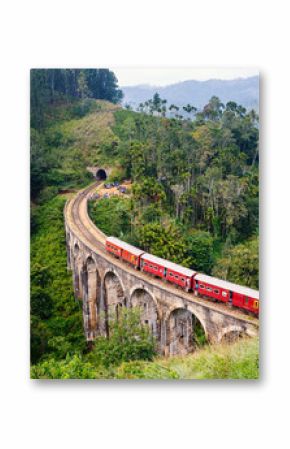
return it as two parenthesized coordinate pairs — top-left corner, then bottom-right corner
(121, 76), (259, 112)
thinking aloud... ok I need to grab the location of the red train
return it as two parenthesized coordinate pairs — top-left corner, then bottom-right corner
(106, 236), (259, 315)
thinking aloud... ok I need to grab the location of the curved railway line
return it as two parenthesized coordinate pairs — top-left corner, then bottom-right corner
(65, 182), (259, 327)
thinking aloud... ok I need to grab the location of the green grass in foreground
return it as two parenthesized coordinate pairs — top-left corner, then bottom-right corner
(31, 337), (259, 380)
(156, 337), (259, 379)
(114, 337), (259, 380)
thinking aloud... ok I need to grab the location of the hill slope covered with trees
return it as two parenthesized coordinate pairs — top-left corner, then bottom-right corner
(89, 94), (259, 288)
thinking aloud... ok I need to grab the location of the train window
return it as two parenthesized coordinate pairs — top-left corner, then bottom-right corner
(149, 265), (153, 268)
(175, 275), (179, 279)
(222, 291), (227, 297)
(214, 289), (219, 294)
(245, 297), (249, 305)
(181, 278), (184, 282)
(254, 300), (259, 309)
(200, 284), (205, 289)
(206, 287), (212, 292)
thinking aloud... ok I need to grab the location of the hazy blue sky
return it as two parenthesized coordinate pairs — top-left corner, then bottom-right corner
(112, 67), (258, 87)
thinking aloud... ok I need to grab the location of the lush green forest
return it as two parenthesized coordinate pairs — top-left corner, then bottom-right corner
(30, 70), (259, 378)
(31, 68), (123, 129)
(89, 93), (259, 288)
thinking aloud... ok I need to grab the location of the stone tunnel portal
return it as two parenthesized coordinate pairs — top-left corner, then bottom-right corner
(96, 169), (107, 180)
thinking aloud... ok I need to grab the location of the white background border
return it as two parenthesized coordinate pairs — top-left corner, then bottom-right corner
(0, 1), (289, 448)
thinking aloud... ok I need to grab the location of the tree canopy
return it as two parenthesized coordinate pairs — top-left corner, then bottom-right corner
(31, 68), (123, 128)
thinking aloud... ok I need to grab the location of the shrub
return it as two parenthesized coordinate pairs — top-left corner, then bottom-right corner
(115, 361), (179, 379)
(31, 354), (97, 379)
(31, 286), (53, 319)
(107, 166), (126, 183)
(185, 230), (214, 273)
(212, 237), (259, 289)
(87, 308), (157, 368)
(88, 196), (132, 237)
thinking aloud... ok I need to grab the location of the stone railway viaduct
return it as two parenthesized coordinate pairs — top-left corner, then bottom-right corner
(64, 179), (259, 356)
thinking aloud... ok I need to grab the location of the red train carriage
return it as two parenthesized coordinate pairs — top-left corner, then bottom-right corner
(140, 253), (196, 291)
(194, 274), (230, 303)
(106, 236), (122, 258)
(194, 273), (259, 314)
(106, 237), (144, 268)
(231, 285), (259, 314)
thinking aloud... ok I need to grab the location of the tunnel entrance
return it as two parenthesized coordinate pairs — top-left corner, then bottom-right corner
(96, 169), (107, 180)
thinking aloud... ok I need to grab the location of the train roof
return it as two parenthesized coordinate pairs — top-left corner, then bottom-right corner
(106, 236), (145, 257)
(141, 253), (196, 278)
(195, 273), (259, 299)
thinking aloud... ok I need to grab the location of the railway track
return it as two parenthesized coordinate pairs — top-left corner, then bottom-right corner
(71, 183), (105, 250)
(66, 182), (259, 326)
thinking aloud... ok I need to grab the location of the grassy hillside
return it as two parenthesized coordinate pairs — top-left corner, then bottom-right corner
(31, 337), (259, 379)
(31, 100), (121, 201)
(46, 101), (120, 164)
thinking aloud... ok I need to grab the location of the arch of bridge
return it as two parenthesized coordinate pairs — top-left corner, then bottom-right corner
(218, 324), (248, 342)
(103, 269), (126, 311)
(130, 286), (159, 339)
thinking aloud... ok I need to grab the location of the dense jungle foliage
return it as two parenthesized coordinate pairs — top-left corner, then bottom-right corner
(31, 70), (259, 377)
(89, 93), (259, 288)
